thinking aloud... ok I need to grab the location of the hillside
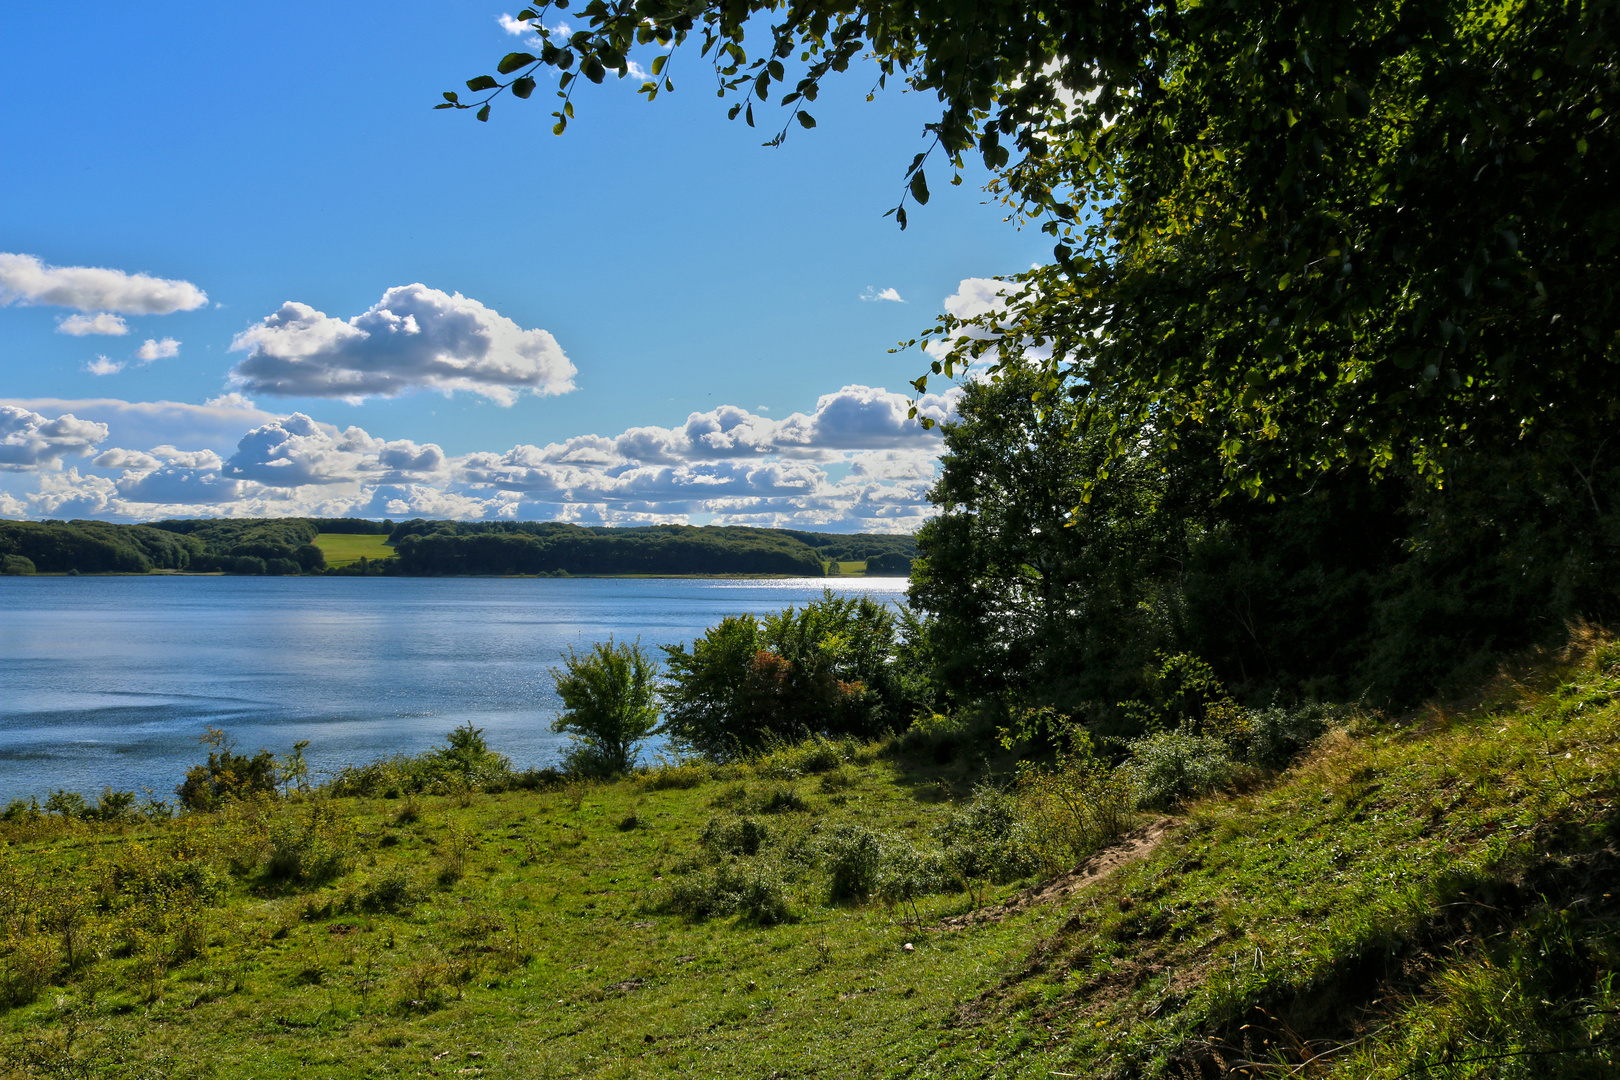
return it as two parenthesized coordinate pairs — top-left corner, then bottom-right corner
(3, 636), (1616, 1078)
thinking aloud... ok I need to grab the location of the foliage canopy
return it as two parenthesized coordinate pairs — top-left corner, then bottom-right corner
(464, 0), (1620, 489)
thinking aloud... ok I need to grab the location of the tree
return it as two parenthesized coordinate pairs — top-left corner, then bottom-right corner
(457, 0), (1619, 493)
(552, 638), (661, 774)
(661, 592), (918, 759)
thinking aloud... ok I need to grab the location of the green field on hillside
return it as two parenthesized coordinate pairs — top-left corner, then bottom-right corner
(3, 637), (1618, 1077)
(313, 533), (394, 567)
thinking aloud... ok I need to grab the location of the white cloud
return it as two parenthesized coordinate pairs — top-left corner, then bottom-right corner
(85, 356), (124, 376)
(92, 447), (163, 471)
(497, 13), (535, 35)
(228, 284), (576, 404)
(1, 384), (954, 531)
(136, 337), (180, 362)
(0, 253), (207, 314)
(0, 397), (280, 454)
(940, 277), (1012, 320)
(0, 406), (108, 469)
(859, 286), (905, 303)
(57, 313), (129, 336)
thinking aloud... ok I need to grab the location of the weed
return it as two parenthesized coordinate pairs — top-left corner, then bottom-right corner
(823, 824), (883, 903)
(700, 815), (770, 857)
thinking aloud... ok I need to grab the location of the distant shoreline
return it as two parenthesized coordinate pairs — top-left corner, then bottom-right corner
(8, 570), (910, 580)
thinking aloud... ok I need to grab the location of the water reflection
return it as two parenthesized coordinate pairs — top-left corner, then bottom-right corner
(0, 575), (908, 802)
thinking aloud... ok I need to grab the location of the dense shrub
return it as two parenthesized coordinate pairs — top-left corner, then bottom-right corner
(1243, 704), (1336, 769)
(261, 801), (353, 886)
(330, 724), (516, 798)
(0, 554), (34, 575)
(935, 785), (1040, 886)
(659, 860), (791, 924)
(822, 824), (883, 903)
(661, 594), (922, 760)
(176, 729), (279, 811)
(1123, 732), (1239, 809)
(699, 815), (770, 857)
(1016, 750), (1134, 873)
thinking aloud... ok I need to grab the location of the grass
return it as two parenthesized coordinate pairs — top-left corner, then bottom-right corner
(826, 560), (867, 576)
(4, 636), (1619, 1078)
(313, 534), (394, 568)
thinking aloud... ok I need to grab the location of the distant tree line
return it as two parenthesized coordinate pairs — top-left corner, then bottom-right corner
(0, 516), (915, 578)
(386, 521), (913, 577)
(0, 520), (206, 574)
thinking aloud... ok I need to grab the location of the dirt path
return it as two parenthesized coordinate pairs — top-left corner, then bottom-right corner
(935, 817), (1179, 930)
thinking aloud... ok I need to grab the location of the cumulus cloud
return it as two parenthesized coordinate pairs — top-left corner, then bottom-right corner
(0, 406), (108, 469)
(85, 357), (124, 376)
(2, 383), (952, 531)
(497, 12), (535, 35)
(940, 277), (1013, 320)
(859, 286), (905, 303)
(57, 313), (128, 336)
(228, 284), (576, 404)
(0, 397), (280, 454)
(0, 253), (207, 314)
(136, 337), (180, 362)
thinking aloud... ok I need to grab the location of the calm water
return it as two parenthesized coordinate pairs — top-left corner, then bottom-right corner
(0, 575), (910, 804)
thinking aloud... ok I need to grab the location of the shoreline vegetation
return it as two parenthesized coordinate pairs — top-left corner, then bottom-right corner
(0, 518), (916, 579)
(2, 625), (1615, 1078)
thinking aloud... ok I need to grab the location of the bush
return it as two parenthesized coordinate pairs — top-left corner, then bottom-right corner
(876, 843), (954, 918)
(1, 554), (35, 575)
(262, 801), (353, 885)
(328, 724), (517, 797)
(659, 860), (791, 924)
(752, 784), (809, 813)
(1016, 748), (1134, 873)
(823, 824), (883, 903)
(637, 762), (708, 791)
(551, 638), (661, 776)
(1244, 704), (1336, 768)
(359, 869), (416, 914)
(1123, 731), (1238, 809)
(176, 728), (278, 811)
(934, 784), (1040, 885)
(700, 815), (770, 857)
(661, 594), (918, 761)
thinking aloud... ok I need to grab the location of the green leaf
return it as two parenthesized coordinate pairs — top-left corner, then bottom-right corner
(553, 118), (568, 135)
(442, 91), (459, 103)
(797, 111), (816, 128)
(432, 102), (455, 110)
(466, 75), (499, 92)
(651, 55), (666, 76)
(896, 206), (907, 230)
(584, 56), (606, 83)
(909, 169), (929, 205)
(728, 103), (743, 120)
(512, 77), (536, 99)
(746, 103), (755, 127)
(477, 104), (491, 122)
(498, 52), (537, 74)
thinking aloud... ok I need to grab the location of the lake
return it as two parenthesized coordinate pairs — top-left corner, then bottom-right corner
(0, 575), (911, 805)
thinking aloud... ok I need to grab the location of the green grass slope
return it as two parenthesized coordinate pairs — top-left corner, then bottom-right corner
(3, 638), (1618, 1079)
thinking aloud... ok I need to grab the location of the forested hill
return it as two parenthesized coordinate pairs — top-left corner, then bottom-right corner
(0, 517), (915, 577)
(386, 521), (914, 576)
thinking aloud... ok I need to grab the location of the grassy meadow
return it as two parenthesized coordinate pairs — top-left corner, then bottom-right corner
(313, 534), (395, 568)
(3, 638), (1619, 1078)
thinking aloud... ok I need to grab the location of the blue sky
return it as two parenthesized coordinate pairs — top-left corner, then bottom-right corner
(0, 3), (1044, 531)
